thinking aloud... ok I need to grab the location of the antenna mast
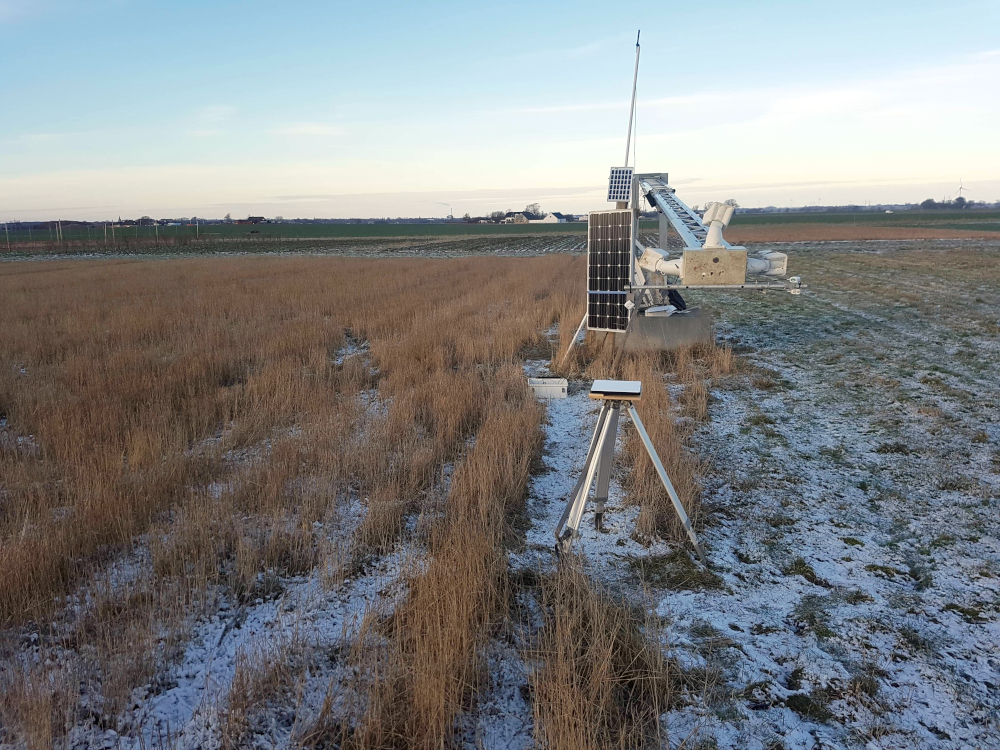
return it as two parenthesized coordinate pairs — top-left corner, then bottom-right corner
(624, 30), (641, 167)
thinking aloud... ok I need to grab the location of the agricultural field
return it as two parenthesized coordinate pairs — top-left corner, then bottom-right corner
(0, 239), (998, 749)
(3, 210), (1000, 257)
(0, 221), (589, 248)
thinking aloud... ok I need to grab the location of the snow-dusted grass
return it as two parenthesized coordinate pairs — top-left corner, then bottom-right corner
(0, 254), (585, 749)
(2, 241), (997, 749)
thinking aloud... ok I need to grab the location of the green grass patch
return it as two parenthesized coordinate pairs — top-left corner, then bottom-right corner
(943, 603), (986, 623)
(864, 563), (906, 579)
(766, 513), (797, 529)
(845, 588), (874, 605)
(785, 692), (834, 722)
(792, 594), (836, 638)
(627, 548), (724, 591)
(875, 442), (911, 455)
(784, 557), (830, 588)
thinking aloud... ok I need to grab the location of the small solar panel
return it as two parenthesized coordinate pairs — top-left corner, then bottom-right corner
(587, 209), (634, 332)
(607, 167), (633, 203)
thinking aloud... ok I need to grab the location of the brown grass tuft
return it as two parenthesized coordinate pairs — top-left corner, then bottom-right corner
(353, 367), (544, 748)
(530, 560), (677, 748)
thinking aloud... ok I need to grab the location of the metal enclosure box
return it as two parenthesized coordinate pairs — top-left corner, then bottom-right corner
(614, 308), (714, 351)
(681, 249), (747, 285)
(587, 209), (635, 332)
(528, 378), (568, 399)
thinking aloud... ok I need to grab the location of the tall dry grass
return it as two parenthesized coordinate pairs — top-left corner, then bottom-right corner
(352, 366), (544, 748)
(1, 253), (723, 746)
(0, 254), (584, 745)
(530, 561), (678, 748)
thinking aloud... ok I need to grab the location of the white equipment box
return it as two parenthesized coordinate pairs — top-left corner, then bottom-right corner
(528, 377), (568, 399)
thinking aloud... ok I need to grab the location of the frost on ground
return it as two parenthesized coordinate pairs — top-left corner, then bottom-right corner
(518, 241), (999, 749)
(687, 241), (999, 748)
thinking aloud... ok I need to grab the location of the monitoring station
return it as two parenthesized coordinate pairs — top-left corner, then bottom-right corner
(553, 34), (805, 558)
(566, 33), (803, 357)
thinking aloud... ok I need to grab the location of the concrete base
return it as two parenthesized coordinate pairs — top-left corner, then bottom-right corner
(614, 308), (714, 351)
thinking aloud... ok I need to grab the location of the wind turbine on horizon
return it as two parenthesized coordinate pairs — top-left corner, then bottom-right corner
(956, 179), (968, 199)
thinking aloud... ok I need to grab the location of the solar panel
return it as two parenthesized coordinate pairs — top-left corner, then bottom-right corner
(587, 209), (634, 332)
(607, 167), (633, 203)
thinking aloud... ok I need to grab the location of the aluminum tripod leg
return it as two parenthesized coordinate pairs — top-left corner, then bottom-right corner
(564, 404), (613, 542)
(558, 313), (588, 368)
(627, 405), (706, 562)
(593, 402), (620, 531)
(555, 401), (613, 551)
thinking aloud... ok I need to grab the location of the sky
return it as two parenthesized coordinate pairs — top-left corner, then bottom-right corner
(1, 0), (999, 221)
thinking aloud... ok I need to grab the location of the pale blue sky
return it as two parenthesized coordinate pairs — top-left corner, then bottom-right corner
(2, 0), (998, 219)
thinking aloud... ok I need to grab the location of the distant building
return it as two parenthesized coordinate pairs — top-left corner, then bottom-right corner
(524, 210), (573, 224)
(529, 213), (563, 224)
(502, 212), (529, 224)
(248, 216), (264, 224)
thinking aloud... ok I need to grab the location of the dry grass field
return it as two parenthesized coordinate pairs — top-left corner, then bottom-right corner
(4, 215), (999, 263)
(0, 255), (712, 749)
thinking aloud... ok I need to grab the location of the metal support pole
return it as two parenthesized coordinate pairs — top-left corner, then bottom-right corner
(626, 404), (705, 561)
(555, 401), (612, 551)
(593, 403), (620, 531)
(623, 31), (641, 168)
(558, 312), (588, 368)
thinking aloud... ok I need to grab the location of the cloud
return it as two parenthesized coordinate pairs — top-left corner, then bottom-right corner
(189, 129), (223, 138)
(270, 123), (343, 136)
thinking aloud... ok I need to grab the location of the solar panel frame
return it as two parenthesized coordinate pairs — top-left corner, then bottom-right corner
(587, 209), (634, 332)
(607, 167), (634, 203)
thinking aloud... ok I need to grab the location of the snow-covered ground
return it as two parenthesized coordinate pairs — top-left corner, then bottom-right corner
(514, 242), (999, 748)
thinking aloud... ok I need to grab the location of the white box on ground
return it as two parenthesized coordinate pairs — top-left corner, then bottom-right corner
(528, 377), (568, 399)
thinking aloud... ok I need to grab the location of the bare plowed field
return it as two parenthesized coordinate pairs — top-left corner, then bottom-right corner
(727, 225), (1000, 243)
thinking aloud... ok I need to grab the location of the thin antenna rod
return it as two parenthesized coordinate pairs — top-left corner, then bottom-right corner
(623, 30), (641, 167)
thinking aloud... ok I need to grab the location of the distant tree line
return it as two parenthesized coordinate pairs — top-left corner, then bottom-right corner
(463, 203), (549, 223)
(921, 197), (971, 209)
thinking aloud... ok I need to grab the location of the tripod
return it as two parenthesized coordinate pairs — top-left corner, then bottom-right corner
(554, 380), (705, 561)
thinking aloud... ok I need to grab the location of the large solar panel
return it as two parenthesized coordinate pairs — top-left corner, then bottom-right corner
(587, 209), (634, 332)
(607, 167), (633, 203)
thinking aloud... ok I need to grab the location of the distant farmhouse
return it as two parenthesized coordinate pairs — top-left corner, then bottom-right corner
(502, 212), (529, 224)
(529, 212), (570, 224)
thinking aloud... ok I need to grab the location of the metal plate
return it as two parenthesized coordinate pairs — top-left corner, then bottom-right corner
(587, 209), (634, 332)
(607, 167), (633, 203)
(590, 379), (642, 400)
